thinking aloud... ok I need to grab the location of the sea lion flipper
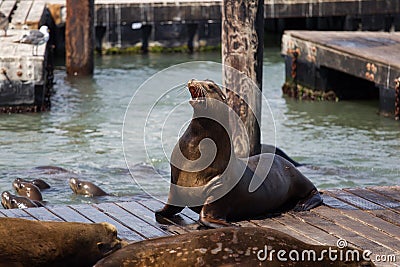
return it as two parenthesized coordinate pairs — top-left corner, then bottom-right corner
(293, 189), (323, 211)
(155, 204), (184, 218)
(199, 217), (233, 228)
(199, 204), (233, 228)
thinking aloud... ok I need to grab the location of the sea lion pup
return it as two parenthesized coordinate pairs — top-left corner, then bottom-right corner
(13, 178), (50, 190)
(12, 180), (43, 201)
(1, 191), (42, 209)
(94, 227), (374, 267)
(156, 79), (322, 228)
(69, 178), (108, 197)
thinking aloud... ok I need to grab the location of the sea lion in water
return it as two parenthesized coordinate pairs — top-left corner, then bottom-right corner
(94, 227), (374, 267)
(156, 79), (322, 228)
(34, 165), (69, 174)
(69, 178), (108, 197)
(12, 180), (43, 201)
(13, 178), (50, 190)
(1, 191), (42, 209)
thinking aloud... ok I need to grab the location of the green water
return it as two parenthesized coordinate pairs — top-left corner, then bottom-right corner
(0, 48), (398, 206)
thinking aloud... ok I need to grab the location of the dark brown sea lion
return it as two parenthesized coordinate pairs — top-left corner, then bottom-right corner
(1, 191), (41, 209)
(13, 177), (51, 190)
(261, 144), (302, 167)
(34, 165), (69, 174)
(12, 180), (43, 201)
(0, 217), (122, 267)
(69, 178), (108, 197)
(156, 79), (322, 228)
(94, 227), (374, 267)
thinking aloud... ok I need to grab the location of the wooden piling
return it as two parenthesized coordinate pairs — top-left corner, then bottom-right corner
(221, 0), (264, 157)
(65, 0), (94, 76)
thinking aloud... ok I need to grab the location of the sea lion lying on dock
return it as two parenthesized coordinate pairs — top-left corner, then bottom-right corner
(156, 79), (322, 228)
(69, 178), (108, 197)
(0, 217), (122, 267)
(94, 227), (374, 267)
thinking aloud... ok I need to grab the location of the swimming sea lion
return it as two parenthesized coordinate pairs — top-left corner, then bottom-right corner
(12, 180), (43, 201)
(94, 227), (374, 267)
(156, 79), (322, 228)
(13, 178), (51, 190)
(34, 165), (69, 174)
(1, 191), (41, 209)
(69, 178), (108, 197)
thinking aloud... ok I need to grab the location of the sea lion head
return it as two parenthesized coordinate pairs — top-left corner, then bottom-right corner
(69, 178), (108, 197)
(1, 191), (14, 209)
(12, 180), (43, 201)
(187, 79), (227, 110)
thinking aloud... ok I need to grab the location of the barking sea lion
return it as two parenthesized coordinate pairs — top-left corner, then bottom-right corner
(156, 79), (322, 228)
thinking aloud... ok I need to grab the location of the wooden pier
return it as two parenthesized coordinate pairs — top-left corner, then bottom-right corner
(281, 30), (400, 117)
(1, 186), (399, 266)
(0, 0), (52, 112)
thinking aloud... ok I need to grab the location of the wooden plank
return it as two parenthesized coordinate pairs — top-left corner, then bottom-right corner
(274, 212), (340, 245)
(326, 190), (400, 227)
(0, 1), (17, 18)
(0, 208), (37, 220)
(70, 204), (144, 241)
(368, 186), (400, 202)
(23, 207), (64, 222)
(47, 206), (93, 223)
(321, 194), (357, 210)
(325, 189), (383, 210)
(138, 198), (199, 225)
(95, 202), (168, 239)
(116, 201), (189, 235)
(250, 216), (325, 245)
(312, 206), (400, 252)
(336, 208), (400, 241)
(289, 211), (393, 254)
(10, 0), (33, 27)
(25, 1), (46, 28)
(345, 188), (400, 211)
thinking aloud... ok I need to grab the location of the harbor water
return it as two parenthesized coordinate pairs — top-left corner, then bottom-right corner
(0, 48), (399, 206)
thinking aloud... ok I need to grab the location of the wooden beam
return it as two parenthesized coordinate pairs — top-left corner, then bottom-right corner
(221, 0), (264, 157)
(65, 0), (94, 76)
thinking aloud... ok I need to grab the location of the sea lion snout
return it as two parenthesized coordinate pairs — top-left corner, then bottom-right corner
(187, 79), (226, 102)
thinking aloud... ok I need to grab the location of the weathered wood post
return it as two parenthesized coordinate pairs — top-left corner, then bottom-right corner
(222, 0), (264, 157)
(66, 0), (94, 76)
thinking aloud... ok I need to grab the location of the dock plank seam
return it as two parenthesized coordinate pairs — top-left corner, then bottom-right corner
(324, 190), (400, 227)
(94, 202), (169, 239)
(114, 201), (186, 235)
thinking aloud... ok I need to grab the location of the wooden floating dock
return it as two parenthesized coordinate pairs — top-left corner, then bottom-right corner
(281, 30), (400, 117)
(1, 186), (399, 265)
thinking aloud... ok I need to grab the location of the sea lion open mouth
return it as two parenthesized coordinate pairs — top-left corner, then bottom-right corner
(188, 79), (206, 103)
